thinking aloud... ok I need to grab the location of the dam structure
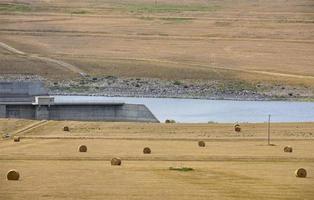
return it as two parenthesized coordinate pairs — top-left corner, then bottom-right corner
(0, 81), (159, 123)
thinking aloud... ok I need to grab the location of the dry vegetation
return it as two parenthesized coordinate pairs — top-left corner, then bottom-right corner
(0, 0), (313, 89)
(0, 119), (313, 199)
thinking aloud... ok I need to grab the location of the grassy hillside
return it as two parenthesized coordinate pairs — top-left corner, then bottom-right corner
(0, 0), (314, 96)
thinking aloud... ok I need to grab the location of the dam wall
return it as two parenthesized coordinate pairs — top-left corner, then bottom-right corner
(48, 104), (157, 122)
(5, 105), (35, 119)
(0, 103), (159, 122)
(0, 81), (48, 102)
(0, 81), (159, 122)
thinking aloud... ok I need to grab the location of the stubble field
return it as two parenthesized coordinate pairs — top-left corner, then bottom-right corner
(0, 119), (313, 199)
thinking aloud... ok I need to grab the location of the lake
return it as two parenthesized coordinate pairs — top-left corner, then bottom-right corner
(53, 96), (314, 123)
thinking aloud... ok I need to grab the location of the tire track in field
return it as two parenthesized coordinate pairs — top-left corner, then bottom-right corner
(0, 41), (86, 77)
(0, 154), (313, 162)
(1, 38), (313, 80)
(46, 52), (314, 80)
(0, 18), (72, 25)
(12, 120), (49, 136)
(19, 136), (314, 141)
(1, 29), (314, 44)
(74, 55), (314, 80)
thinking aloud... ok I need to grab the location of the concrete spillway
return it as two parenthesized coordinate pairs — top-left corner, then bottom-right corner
(0, 81), (159, 123)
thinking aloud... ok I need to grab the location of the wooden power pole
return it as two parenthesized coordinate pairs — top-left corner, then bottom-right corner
(268, 114), (271, 145)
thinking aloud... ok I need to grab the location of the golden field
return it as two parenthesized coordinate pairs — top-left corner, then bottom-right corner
(0, 119), (313, 199)
(0, 0), (314, 88)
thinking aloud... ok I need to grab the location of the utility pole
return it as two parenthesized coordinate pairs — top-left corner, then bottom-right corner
(268, 114), (271, 145)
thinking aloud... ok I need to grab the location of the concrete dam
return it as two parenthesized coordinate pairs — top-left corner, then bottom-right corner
(0, 81), (159, 123)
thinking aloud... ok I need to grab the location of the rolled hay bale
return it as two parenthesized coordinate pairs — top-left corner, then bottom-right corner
(143, 147), (151, 154)
(284, 146), (293, 153)
(7, 170), (20, 181)
(63, 126), (70, 132)
(78, 145), (87, 152)
(111, 157), (122, 166)
(13, 136), (20, 142)
(2, 133), (10, 139)
(198, 141), (205, 147)
(234, 124), (241, 132)
(295, 168), (307, 178)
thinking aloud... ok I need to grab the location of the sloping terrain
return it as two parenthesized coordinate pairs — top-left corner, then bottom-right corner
(0, 0), (314, 99)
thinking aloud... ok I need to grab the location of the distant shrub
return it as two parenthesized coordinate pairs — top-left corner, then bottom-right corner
(71, 10), (88, 14)
(0, 3), (32, 12)
(169, 167), (194, 172)
(165, 119), (176, 123)
(173, 80), (182, 85)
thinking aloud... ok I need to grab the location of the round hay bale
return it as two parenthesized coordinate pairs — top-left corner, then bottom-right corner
(2, 133), (10, 139)
(63, 126), (70, 132)
(7, 170), (20, 181)
(78, 145), (87, 152)
(143, 147), (151, 154)
(198, 141), (205, 147)
(111, 157), (122, 166)
(13, 136), (20, 142)
(234, 125), (241, 132)
(284, 146), (293, 153)
(295, 168), (307, 178)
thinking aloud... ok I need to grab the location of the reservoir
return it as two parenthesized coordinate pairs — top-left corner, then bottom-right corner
(54, 96), (314, 123)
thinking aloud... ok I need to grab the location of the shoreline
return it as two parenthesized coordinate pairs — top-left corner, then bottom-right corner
(50, 92), (313, 102)
(48, 76), (314, 102)
(1, 75), (314, 102)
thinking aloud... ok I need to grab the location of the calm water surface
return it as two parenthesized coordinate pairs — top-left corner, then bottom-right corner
(54, 96), (314, 123)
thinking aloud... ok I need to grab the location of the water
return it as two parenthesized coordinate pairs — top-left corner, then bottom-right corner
(53, 96), (314, 123)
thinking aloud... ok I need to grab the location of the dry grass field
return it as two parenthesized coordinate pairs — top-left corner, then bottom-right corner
(0, 119), (313, 199)
(0, 0), (314, 88)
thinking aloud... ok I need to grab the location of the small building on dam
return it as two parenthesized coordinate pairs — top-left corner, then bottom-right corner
(0, 81), (159, 123)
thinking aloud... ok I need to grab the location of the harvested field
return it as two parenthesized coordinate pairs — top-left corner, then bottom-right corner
(0, 119), (313, 199)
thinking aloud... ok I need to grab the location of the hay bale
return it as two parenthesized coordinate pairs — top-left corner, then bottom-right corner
(143, 147), (151, 154)
(198, 141), (205, 147)
(7, 170), (20, 181)
(13, 136), (20, 142)
(284, 146), (293, 153)
(78, 145), (87, 152)
(295, 168), (307, 178)
(235, 126), (241, 132)
(63, 126), (70, 132)
(234, 124), (241, 132)
(111, 157), (122, 166)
